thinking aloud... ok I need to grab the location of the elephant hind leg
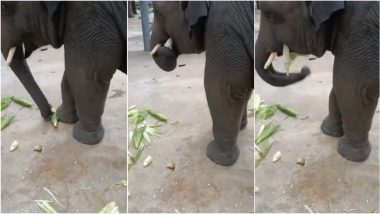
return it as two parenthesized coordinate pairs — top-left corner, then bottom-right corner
(335, 83), (378, 162)
(204, 65), (252, 166)
(321, 88), (343, 137)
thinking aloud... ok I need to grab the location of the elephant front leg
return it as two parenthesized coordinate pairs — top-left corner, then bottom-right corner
(321, 88), (343, 137)
(56, 72), (78, 124)
(204, 67), (251, 166)
(66, 70), (111, 145)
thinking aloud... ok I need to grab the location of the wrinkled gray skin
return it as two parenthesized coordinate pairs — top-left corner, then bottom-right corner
(255, 1), (379, 161)
(151, 1), (254, 166)
(1, 1), (127, 144)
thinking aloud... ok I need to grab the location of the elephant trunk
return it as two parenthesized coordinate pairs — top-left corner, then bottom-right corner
(150, 38), (178, 72)
(2, 45), (52, 119)
(254, 40), (310, 87)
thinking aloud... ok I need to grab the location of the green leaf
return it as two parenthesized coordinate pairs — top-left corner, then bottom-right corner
(256, 104), (277, 121)
(130, 110), (148, 125)
(147, 109), (168, 122)
(99, 201), (119, 213)
(255, 139), (274, 168)
(132, 126), (145, 149)
(255, 123), (280, 144)
(11, 96), (33, 108)
(51, 111), (59, 128)
(1, 96), (11, 110)
(34, 200), (57, 213)
(276, 104), (298, 118)
(103, 179), (127, 194)
(1, 114), (15, 130)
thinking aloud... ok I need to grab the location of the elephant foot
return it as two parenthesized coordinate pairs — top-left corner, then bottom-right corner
(321, 116), (343, 137)
(73, 122), (104, 145)
(206, 140), (239, 166)
(56, 105), (78, 124)
(337, 136), (371, 162)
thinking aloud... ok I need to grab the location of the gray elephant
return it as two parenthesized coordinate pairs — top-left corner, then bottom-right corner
(1, 1), (127, 144)
(150, 2), (254, 166)
(255, 2), (379, 161)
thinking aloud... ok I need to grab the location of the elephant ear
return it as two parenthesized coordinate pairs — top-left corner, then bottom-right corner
(308, 2), (345, 31)
(181, 1), (209, 38)
(42, 2), (65, 48)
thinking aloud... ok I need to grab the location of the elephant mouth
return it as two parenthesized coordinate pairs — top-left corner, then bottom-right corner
(150, 38), (179, 72)
(264, 45), (307, 74)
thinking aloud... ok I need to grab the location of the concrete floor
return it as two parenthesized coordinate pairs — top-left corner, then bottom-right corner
(127, 17), (254, 213)
(254, 11), (379, 213)
(1, 47), (127, 212)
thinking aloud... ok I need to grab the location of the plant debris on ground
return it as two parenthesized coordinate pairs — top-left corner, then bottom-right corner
(128, 106), (168, 170)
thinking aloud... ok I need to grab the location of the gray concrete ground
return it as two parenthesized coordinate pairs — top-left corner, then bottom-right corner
(1, 47), (127, 212)
(128, 17), (254, 213)
(254, 11), (379, 213)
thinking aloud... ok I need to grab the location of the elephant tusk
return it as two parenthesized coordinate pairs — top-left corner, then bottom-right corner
(6, 47), (16, 65)
(164, 38), (173, 48)
(150, 44), (162, 56)
(264, 52), (277, 69)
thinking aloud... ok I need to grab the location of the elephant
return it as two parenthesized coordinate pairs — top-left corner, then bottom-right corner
(128, 1), (137, 18)
(1, 1), (127, 144)
(255, 1), (379, 161)
(150, 2), (254, 166)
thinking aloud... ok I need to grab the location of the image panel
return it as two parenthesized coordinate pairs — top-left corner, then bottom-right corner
(1, 1), (127, 213)
(127, 1), (254, 213)
(254, 1), (379, 213)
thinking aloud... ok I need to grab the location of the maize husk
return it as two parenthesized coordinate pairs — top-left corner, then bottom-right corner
(148, 109), (168, 122)
(276, 104), (298, 118)
(34, 200), (57, 213)
(272, 151), (282, 162)
(1, 114), (15, 130)
(51, 111), (58, 127)
(10, 140), (19, 152)
(99, 201), (119, 213)
(11, 96), (32, 108)
(143, 155), (152, 167)
(1, 96), (11, 110)
(132, 126), (145, 149)
(256, 104), (277, 120)
(255, 124), (280, 144)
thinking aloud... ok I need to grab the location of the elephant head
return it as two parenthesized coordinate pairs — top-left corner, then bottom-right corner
(1, 2), (66, 118)
(255, 1), (345, 86)
(150, 1), (207, 71)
